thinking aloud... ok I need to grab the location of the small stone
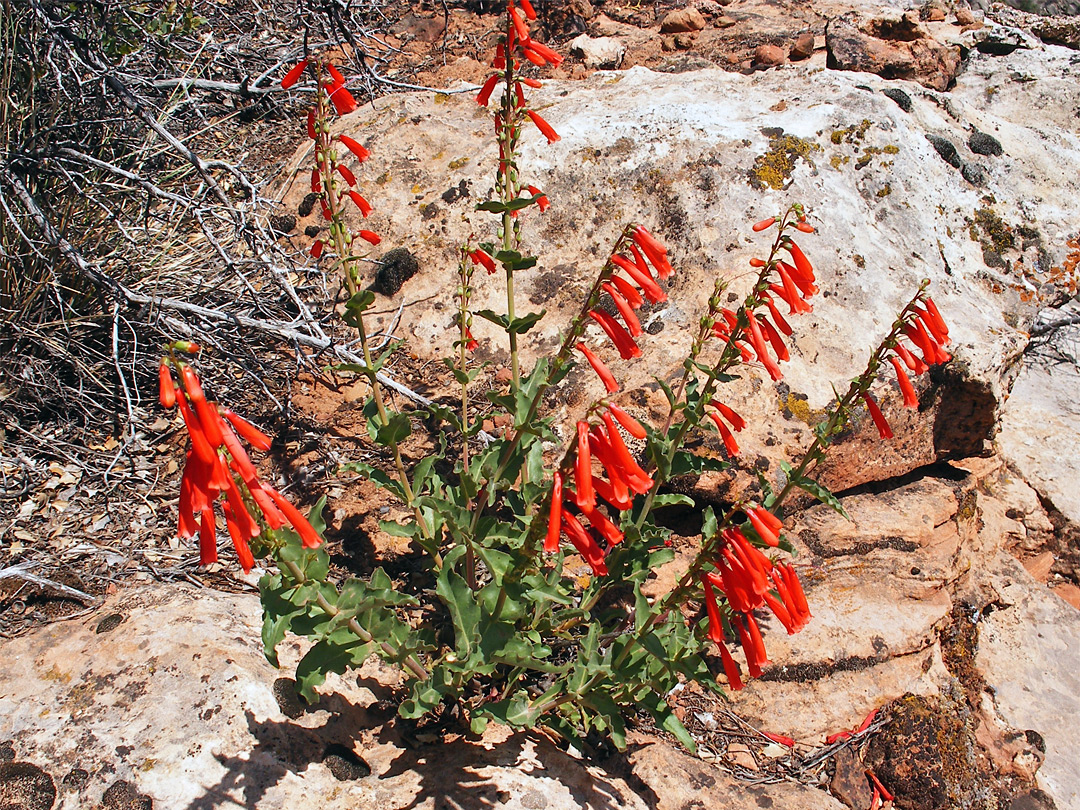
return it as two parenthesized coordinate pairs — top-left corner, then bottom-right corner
(304, 224), (321, 238)
(715, 16), (737, 29)
(660, 8), (707, 34)
(390, 13), (446, 44)
(961, 162), (986, 186)
(96, 613), (124, 634)
(297, 192), (317, 218)
(673, 33), (696, 50)
(920, 0), (948, 22)
(969, 130), (1003, 157)
(927, 134), (962, 168)
(755, 44), (786, 66)
(569, 34), (625, 69)
(62, 768), (89, 791)
(790, 32), (816, 60)
(883, 87), (913, 112)
(955, 6), (976, 24)
(272, 677), (308, 719)
(373, 247), (420, 297)
(494, 367), (513, 384)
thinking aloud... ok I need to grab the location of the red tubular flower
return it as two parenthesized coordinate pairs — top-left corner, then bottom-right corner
(592, 474), (631, 510)
(866, 770), (894, 803)
(338, 135), (370, 162)
(632, 226), (673, 279)
(602, 282), (644, 337)
(708, 412), (740, 457)
(719, 640), (744, 691)
(752, 217), (776, 232)
(747, 507), (781, 547)
(493, 43), (506, 70)
(606, 403), (646, 439)
(702, 575), (725, 643)
(337, 164), (357, 187)
(519, 0), (537, 20)
(862, 393), (893, 439)
(521, 47), (547, 67)
(740, 612), (770, 676)
(726, 529), (771, 598)
(894, 342), (929, 375)
(306, 109), (317, 140)
(588, 432), (636, 505)
(786, 241), (816, 286)
(326, 62), (346, 85)
(713, 556), (754, 614)
(522, 39), (563, 68)
(199, 506), (218, 566)
(320, 200), (332, 220)
(761, 292), (793, 336)
(924, 297), (949, 340)
(357, 230), (381, 245)
(588, 309), (642, 360)
(777, 262), (816, 307)
(750, 257), (767, 268)
(763, 589), (797, 634)
(347, 191), (372, 217)
(609, 274), (643, 309)
(758, 313), (789, 362)
(310, 167), (321, 194)
(527, 185), (550, 212)
(889, 356), (919, 409)
(575, 342), (619, 393)
(469, 248), (496, 274)
(522, 77), (542, 88)
(310, 239), (325, 259)
(601, 413), (654, 493)
(327, 82), (358, 115)
(746, 313), (783, 381)
(514, 81), (526, 108)
(464, 326), (479, 352)
(561, 512), (607, 576)
(795, 221), (815, 234)
(712, 401), (746, 432)
(176, 392), (217, 467)
(222, 501), (256, 573)
(177, 473), (199, 540)
(525, 109), (560, 144)
(247, 478), (286, 530)
(223, 472), (258, 539)
(267, 486), (323, 548)
(281, 59), (308, 90)
(780, 563), (811, 622)
(611, 253), (665, 304)
(181, 365), (224, 449)
(762, 731), (796, 748)
(220, 423), (259, 483)
(579, 501), (624, 546)
(915, 307), (950, 347)
(544, 472), (563, 553)
(476, 73), (499, 106)
(575, 421), (595, 511)
(509, 4), (530, 41)
(159, 361), (176, 409)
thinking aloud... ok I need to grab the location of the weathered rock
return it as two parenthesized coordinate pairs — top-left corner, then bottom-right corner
(372, 247), (419, 297)
(978, 556), (1080, 807)
(920, 0), (949, 21)
(389, 13), (446, 44)
(825, 10), (962, 90)
(791, 31), (817, 60)
(927, 133), (962, 167)
(0, 586), (654, 810)
(570, 33), (626, 68)
(882, 85), (913, 111)
(956, 6), (977, 24)
(660, 7), (707, 34)
(753, 43), (786, 65)
(998, 306), (1080, 527)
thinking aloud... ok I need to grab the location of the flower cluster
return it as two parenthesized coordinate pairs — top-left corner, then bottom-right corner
(701, 509), (810, 690)
(281, 56), (376, 260)
(544, 404), (652, 576)
(159, 344), (322, 571)
(867, 295), (951, 438)
(575, 226), (672, 388)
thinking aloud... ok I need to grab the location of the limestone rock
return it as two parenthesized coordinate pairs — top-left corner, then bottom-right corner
(570, 33), (626, 68)
(825, 10), (963, 90)
(660, 7), (707, 34)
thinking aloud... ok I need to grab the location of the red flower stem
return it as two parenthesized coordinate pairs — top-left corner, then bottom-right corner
(456, 244), (478, 589)
(311, 64), (429, 548)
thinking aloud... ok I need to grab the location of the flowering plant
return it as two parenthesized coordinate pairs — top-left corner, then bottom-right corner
(160, 1), (953, 750)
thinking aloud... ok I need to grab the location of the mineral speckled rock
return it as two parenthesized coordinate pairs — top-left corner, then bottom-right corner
(372, 247), (420, 297)
(969, 129), (1003, 156)
(0, 762), (57, 810)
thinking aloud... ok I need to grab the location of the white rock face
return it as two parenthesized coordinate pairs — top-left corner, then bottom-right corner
(569, 33), (626, 69)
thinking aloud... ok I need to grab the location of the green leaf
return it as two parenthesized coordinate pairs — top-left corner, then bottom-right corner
(295, 633), (374, 703)
(670, 451), (728, 477)
(436, 557), (481, 659)
(780, 461), (850, 519)
(507, 310), (545, 334)
(651, 493), (695, 509)
(375, 412), (412, 446)
(493, 249), (539, 272)
(656, 702), (697, 753)
(346, 289), (376, 313)
(475, 309), (509, 330)
(701, 506), (717, 541)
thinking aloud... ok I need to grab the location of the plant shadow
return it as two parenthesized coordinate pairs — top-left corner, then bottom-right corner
(181, 678), (656, 810)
